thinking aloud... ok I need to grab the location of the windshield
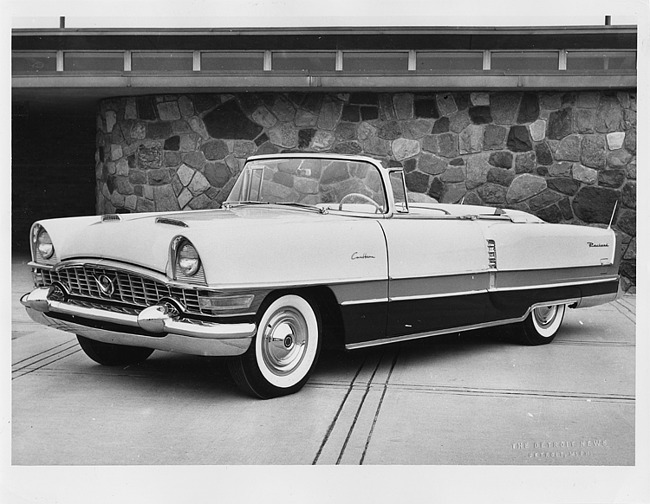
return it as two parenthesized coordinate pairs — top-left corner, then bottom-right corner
(226, 157), (387, 214)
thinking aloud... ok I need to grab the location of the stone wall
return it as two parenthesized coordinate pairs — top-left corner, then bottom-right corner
(96, 91), (636, 289)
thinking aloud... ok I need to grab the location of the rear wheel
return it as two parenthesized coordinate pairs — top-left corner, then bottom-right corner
(228, 294), (321, 399)
(77, 335), (154, 366)
(519, 304), (566, 345)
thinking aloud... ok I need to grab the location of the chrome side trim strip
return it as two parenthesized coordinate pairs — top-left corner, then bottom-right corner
(345, 298), (580, 350)
(492, 276), (618, 292)
(389, 290), (484, 302)
(340, 297), (389, 306)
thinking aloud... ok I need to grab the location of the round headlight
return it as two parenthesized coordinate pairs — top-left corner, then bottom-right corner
(36, 228), (55, 260)
(177, 242), (201, 277)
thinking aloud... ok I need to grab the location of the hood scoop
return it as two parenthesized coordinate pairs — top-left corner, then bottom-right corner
(101, 214), (122, 222)
(155, 217), (188, 228)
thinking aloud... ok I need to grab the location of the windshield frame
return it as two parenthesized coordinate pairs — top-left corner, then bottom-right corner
(225, 153), (399, 217)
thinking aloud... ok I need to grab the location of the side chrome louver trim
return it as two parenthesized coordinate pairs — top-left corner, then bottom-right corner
(101, 214), (121, 222)
(487, 240), (497, 269)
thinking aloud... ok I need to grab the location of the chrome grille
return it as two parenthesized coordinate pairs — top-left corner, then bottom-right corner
(34, 264), (203, 315)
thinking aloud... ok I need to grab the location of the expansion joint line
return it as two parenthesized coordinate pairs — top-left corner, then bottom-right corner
(311, 358), (365, 465)
(359, 351), (399, 465)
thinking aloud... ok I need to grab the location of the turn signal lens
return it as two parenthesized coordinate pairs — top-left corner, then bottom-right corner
(36, 228), (54, 260)
(177, 242), (201, 277)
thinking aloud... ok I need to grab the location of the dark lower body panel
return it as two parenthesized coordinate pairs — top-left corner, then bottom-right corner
(342, 278), (619, 348)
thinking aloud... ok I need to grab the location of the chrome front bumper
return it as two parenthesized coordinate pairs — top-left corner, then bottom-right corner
(21, 287), (256, 357)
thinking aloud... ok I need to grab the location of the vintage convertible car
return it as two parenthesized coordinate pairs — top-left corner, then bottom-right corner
(22, 153), (621, 398)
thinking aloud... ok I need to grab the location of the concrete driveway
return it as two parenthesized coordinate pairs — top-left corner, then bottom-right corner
(11, 253), (635, 466)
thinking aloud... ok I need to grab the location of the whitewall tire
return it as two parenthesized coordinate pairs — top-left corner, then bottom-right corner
(519, 304), (566, 345)
(229, 294), (321, 398)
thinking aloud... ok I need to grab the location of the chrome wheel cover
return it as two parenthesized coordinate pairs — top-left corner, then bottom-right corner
(533, 305), (558, 330)
(261, 307), (308, 376)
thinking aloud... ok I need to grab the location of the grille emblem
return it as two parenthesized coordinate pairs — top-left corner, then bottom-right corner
(95, 274), (115, 297)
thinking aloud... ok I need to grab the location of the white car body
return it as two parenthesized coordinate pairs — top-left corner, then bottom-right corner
(22, 153), (621, 397)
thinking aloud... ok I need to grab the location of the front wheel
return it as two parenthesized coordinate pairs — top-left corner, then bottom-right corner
(228, 294), (321, 399)
(519, 304), (566, 345)
(77, 335), (154, 366)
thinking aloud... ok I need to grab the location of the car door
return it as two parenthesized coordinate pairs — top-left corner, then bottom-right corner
(379, 215), (491, 339)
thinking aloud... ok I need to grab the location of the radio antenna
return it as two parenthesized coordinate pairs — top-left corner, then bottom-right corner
(608, 200), (618, 229)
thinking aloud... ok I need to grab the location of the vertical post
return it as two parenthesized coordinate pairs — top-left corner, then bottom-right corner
(408, 50), (416, 71)
(264, 51), (272, 71)
(59, 16), (65, 29)
(193, 51), (201, 72)
(335, 50), (343, 71)
(482, 50), (491, 70)
(605, 15), (611, 25)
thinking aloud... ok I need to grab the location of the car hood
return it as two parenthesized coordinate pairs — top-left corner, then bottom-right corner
(40, 207), (346, 275)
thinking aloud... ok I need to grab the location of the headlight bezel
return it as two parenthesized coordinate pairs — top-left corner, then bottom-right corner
(31, 224), (57, 264)
(170, 236), (207, 285)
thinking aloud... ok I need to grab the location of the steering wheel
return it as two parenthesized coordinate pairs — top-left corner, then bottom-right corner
(338, 193), (382, 213)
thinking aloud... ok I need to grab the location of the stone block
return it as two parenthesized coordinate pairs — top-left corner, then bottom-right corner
(441, 182), (466, 204)
(393, 94), (414, 120)
(556, 134), (581, 162)
(439, 166), (465, 183)
(470, 93), (490, 106)
(378, 94), (397, 121)
(598, 170), (625, 188)
(469, 106), (492, 125)
(188, 117), (209, 140)
(178, 188), (193, 208)
(405, 171), (431, 193)
(622, 182), (636, 209)
(311, 130), (336, 151)
(378, 121), (402, 140)
(572, 164), (598, 185)
(205, 100), (264, 139)
(506, 174), (547, 204)
(487, 167), (515, 187)
(616, 210), (636, 237)
(465, 153), (491, 190)
(414, 98), (439, 119)
(201, 140), (229, 160)
(177, 163), (195, 187)
(547, 178), (580, 196)
(507, 125), (533, 152)
(483, 125), (507, 150)
(572, 186), (620, 224)
(517, 93), (540, 124)
(157, 101), (181, 122)
(534, 142), (553, 166)
(449, 110), (471, 133)
(515, 151), (537, 174)
(488, 151), (513, 169)
(577, 92), (600, 109)
(595, 95), (625, 133)
(295, 109), (318, 127)
(392, 138), (421, 161)
(459, 125), (484, 154)
(271, 97), (296, 122)
(547, 108), (573, 140)
(548, 162), (573, 177)
(204, 162), (231, 188)
(580, 135), (606, 169)
(607, 149), (633, 169)
(491, 93), (521, 125)
(606, 132), (626, 150)
(418, 153), (448, 176)
(575, 109), (596, 134)
(153, 184), (181, 212)
(403, 119), (433, 139)
(269, 123), (299, 148)
(436, 93), (458, 116)
(529, 120), (546, 142)
(539, 93), (562, 110)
